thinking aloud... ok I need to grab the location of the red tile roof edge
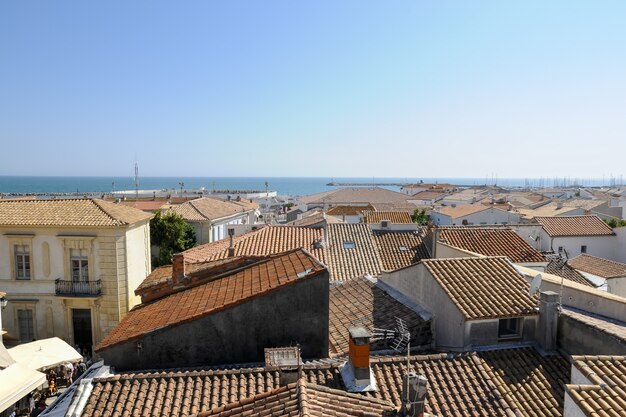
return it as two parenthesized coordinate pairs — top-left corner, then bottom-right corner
(96, 249), (328, 352)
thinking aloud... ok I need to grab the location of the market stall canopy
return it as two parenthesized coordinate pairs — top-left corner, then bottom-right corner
(0, 362), (46, 413)
(8, 337), (82, 371)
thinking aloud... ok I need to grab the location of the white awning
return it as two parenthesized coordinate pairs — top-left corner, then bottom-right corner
(8, 337), (83, 371)
(0, 363), (46, 413)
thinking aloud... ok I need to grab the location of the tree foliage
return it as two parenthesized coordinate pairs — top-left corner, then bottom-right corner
(150, 210), (196, 267)
(604, 218), (626, 228)
(412, 208), (430, 225)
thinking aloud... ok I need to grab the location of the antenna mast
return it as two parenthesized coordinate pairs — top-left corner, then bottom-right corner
(134, 161), (139, 199)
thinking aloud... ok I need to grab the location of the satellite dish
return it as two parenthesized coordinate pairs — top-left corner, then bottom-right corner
(529, 274), (542, 296)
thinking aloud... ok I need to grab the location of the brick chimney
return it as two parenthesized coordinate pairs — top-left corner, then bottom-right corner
(172, 253), (186, 285)
(401, 372), (428, 417)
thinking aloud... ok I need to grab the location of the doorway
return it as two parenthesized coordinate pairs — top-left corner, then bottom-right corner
(72, 308), (93, 356)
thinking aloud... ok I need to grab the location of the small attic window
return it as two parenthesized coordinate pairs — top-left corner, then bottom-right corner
(343, 241), (356, 249)
(399, 245), (408, 252)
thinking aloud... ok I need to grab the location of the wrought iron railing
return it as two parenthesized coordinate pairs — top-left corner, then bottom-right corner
(55, 279), (102, 297)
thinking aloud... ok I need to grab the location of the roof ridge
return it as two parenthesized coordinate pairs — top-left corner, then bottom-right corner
(187, 199), (212, 221)
(89, 199), (125, 226)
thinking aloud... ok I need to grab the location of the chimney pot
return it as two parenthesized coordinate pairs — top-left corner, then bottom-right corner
(348, 327), (372, 386)
(537, 290), (559, 352)
(402, 373), (428, 417)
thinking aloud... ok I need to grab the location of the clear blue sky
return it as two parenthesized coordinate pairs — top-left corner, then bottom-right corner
(1, 1), (625, 179)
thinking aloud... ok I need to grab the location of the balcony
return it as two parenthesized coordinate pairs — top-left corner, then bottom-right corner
(55, 279), (102, 297)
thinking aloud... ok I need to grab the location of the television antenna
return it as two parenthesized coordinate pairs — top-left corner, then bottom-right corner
(529, 273), (542, 297)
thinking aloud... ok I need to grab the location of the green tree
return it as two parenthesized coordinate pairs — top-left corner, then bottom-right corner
(412, 208), (430, 225)
(604, 218), (626, 228)
(150, 210), (196, 267)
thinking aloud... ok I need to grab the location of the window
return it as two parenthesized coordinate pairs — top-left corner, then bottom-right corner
(71, 249), (89, 282)
(15, 245), (31, 280)
(581, 245), (587, 253)
(343, 241), (356, 249)
(18, 309), (34, 342)
(498, 318), (521, 339)
(558, 246), (564, 254)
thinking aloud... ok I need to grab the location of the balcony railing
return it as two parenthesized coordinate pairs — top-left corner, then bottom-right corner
(55, 279), (102, 297)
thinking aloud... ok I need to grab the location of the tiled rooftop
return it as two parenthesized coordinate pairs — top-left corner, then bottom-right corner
(568, 253), (626, 278)
(534, 216), (615, 237)
(182, 226), (326, 264)
(567, 355), (626, 417)
(328, 277), (432, 356)
(326, 204), (375, 216)
(80, 347), (568, 417)
(566, 384), (624, 417)
(97, 249), (326, 351)
(169, 197), (257, 222)
(299, 188), (411, 206)
(517, 203), (581, 219)
(438, 227), (545, 263)
(371, 231), (430, 271)
(422, 257), (539, 320)
(545, 259), (595, 287)
(193, 379), (398, 417)
(478, 348), (569, 417)
(0, 198), (152, 227)
(433, 204), (490, 219)
(326, 224), (382, 282)
(363, 211), (413, 224)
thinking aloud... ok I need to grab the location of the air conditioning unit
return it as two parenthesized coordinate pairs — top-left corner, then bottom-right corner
(381, 220), (390, 229)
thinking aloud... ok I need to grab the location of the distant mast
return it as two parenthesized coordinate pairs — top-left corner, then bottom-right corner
(134, 162), (139, 199)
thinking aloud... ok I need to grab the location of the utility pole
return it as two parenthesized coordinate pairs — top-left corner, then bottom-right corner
(179, 182), (185, 197)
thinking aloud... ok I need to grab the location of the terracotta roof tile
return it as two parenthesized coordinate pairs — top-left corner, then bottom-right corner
(534, 216), (614, 237)
(326, 204), (375, 216)
(567, 355), (626, 417)
(328, 277), (432, 356)
(478, 348), (570, 417)
(182, 226), (326, 265)
(363, 211), (413, 224)
(80, 347), (568, 417)
(422, 257), (538, 320)
(194, 379), (398, 417)
(438, 227), (545, 263)
(168, 197), (257, 222)
(371, 231), (430, 271)
(568, 254), (626, 278)
(326, 224), (382, 282)
(97, 250), (326, 351)
(0, 198), (152, 227)
(566, 384), (625, 417)
(434, 204), (491, 219)
(544, 259), (595, 287)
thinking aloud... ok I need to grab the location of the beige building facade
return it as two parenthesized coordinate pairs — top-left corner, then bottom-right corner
(0, 199), (152, 355)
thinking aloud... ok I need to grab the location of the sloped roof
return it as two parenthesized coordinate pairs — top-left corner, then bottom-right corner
(193, 379), (398, 417)
(0, 198), (152, 227)
(182, 226), (326, 264)
(299, 187), (411, 205)
(534, 216), (614, 237)
(80, 347), (568, 417)
(97, 250), (326, 351)
(326, 224), (382, 282)
(567, 355), (626, 417)
(545, 259), (594, 287)
(517, 204), (582, 219)
(326, 204), (374, 216)
(363, 211), (413, 224)
(568, 254), (626, 278)
(433, 204), (490, 219)
(168, 197), (257, 222)
(328, 277), (431, 356)
(371, 231), (430, 271)
(438, 227), (545, 263)
(422, 257), (538, 320)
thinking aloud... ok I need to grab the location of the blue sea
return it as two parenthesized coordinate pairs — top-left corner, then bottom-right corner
(0, 176), (612, 197)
